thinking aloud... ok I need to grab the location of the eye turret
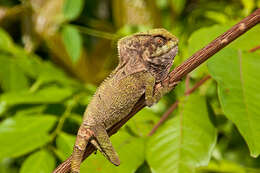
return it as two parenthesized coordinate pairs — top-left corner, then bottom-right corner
(154, 36), (166, 47)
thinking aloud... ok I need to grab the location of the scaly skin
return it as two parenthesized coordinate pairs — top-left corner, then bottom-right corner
(71, 28), (178, 173)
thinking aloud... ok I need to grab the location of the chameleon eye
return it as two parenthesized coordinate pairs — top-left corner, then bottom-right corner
(154, 36), (165, 46)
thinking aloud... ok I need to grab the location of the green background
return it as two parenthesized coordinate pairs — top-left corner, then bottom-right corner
(0, 0), (260, 173)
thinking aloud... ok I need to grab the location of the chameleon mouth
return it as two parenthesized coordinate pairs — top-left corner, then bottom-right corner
(164, 43), (178, 60)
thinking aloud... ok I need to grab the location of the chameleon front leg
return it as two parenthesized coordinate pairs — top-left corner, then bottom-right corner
(145, 73), (178, 107)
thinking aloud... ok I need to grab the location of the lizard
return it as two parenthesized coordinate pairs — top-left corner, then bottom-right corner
(70, 28), (179, 173)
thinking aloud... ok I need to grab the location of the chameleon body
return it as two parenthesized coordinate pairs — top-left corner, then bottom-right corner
(71, 28), (178, 173)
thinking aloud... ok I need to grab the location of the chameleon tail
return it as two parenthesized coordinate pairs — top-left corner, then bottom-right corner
(71, 126), (92, 173)
(91, 125), (120, 166)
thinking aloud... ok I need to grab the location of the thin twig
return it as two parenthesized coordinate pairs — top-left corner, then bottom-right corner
(148, 101), (179, 136)
(249, 45), (260, 52)
(184, 75), (211, 95)
(53, 8), (260, 173)
(71, 24), (118, 40)
(148, 75), (211, 136)
(185, 75), (190, 92)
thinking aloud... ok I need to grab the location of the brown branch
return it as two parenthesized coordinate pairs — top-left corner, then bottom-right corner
(148, 101), (179, 136)
(53, 8), (260, 173)
(249, 45), (260, 52)
(148, 75), (211, 136)
(184, 75), (211, 95)
(185, 75), (190, 92)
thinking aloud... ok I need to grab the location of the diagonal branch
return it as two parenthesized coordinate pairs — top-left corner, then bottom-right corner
(53, 8), (260, 173)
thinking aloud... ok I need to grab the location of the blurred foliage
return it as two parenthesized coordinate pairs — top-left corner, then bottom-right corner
(0, 0), (260, 173)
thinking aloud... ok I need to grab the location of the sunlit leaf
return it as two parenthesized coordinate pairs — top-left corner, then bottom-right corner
(208, 48), (260, 157)
(62, 25), (82, 63)
(146, 93), (217, 173)
(20, 150), (55, 173)
(81, 131), (145, 173)
(0, 28), (14, 52)
(198, 160), (247, 173)
(0, 86), (74, 107)
(127, 108), (160, 136)
(63, 0), (84, 20)
(0, 158), (18, 173)
(240, 0), (255, 15)
(0, 115), (57, 160)
(0, 55), (29, 92)
(56, 132), (76, 160)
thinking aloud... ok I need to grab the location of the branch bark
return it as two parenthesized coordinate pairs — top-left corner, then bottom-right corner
(53, 8), (260, 173)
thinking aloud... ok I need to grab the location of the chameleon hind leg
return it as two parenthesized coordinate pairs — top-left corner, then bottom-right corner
(90, 125), (120, 166)
(71, 125), (93, 173)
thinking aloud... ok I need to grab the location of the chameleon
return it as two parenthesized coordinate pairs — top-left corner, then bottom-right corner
(70, 28), (179, 173)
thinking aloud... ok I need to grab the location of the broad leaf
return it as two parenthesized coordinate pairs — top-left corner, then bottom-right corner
(146, 93), (217, 173)
(0, 115), (57, 160)
(81, 131), (145, 173)
(198, 160), (247, 173)
(62, 25), (82, 63)
(20, 150), (55, 173)
(0, 86), (74, 107)
(127, 108), (160, 136)
(0, 28), (14, 52)
(56, 132), (76, 160)
(208, 48), (260, 157)
(0, 158), (18, 173)
(63, 0), (84, 20)
(0, 55), (29, 92)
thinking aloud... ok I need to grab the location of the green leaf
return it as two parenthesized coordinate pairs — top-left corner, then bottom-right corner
(240, 0), (255, 15)
(204, 11), (228, 24)
(62, 25), (82, 63)
(135, 162), (152, 173)
(198, 160), (248, 173)
(0, 86), (74, 115)
(0, 28), (14, 52)
(0, 28), (30, 57)
(0, 115), (57, 160)
(81, 131), (145, 173)
(63, 0), (84, 21)
(0, 86), (74, 106)
(0, 55), (29, 92)
(146, 93), (217, 173)
(208, 48), (260, 157)
(56, 132), (76, 160)
(127, 108), (160, 136)
(20, 150), (55, 173)
(0, 159), (18, 173)
(37, 61), (76, 85)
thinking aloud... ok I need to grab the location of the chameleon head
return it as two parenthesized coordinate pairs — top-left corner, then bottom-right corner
(118, 28), (178, 81)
